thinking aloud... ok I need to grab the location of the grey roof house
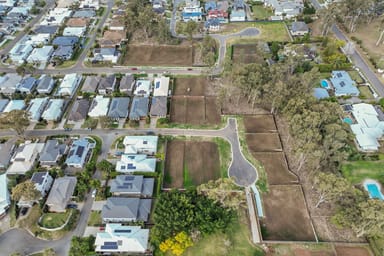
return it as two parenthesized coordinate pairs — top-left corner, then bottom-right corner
(73, 9), (96, 18)
(52, 36), (79, 47)
(46, 176), (77, 212)
(0, 73), (22, 95)
(98, 74), (117, 95)
(36, 75), (55, 94)
(82, 75), (101, 93)
(17, 77), (37, 94)
(0, 99), (9, 113)
(150, 97), (167, 117)
(34, 25), (59, 35)
(0, 140), (16, 170)
(102, 197), (152, 223)
(129, 97), (149, 120)
(39, 139), (68, 167)
(291, 21), (309, 36)
(110, 175), (154, 198)
(108, 97), (130, 120)
(119, 74), (135, 95)
(52, 45), (74, 61)
(68, 99), (90, 122)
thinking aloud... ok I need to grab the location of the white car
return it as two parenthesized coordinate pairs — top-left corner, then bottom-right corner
(92, 189), (97, 198)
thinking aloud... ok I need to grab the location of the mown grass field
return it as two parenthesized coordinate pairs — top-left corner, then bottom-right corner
(342, 160), (384, 185)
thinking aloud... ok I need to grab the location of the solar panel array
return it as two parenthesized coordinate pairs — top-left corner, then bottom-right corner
(125, 176), (134, 181)
(115, 229), (132, 233)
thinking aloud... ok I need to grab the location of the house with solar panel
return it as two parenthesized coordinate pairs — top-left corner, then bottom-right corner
(65, 137), (95, 168)
(110, 175), (154, 198)
(122, 136), (158, 155)
(330, 70), (360, 97)
(133, 79), (151, 97)
(95, 224), (149, 253)
(153, 76), (170, 97)
(116, 154), (156, 173)
(101, 197), (152, 223)
(18, 171), (53, 208)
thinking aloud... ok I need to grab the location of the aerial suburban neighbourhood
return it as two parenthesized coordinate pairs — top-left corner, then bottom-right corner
(1, 0), (384, 255)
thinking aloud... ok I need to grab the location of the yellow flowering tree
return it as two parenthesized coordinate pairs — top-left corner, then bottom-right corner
(159, 231), (193, 256)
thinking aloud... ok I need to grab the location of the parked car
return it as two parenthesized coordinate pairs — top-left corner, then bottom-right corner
(131, 67), (138, 70)
(67, 204), (78, 209)
(92, 189), (97, 198)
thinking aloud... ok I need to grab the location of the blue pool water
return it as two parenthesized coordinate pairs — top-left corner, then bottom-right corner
(321, 79), (330, 89)
(343, 117), (353, 124)
(366, 183), (384, 200)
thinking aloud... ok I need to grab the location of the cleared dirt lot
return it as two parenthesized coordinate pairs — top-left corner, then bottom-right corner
(244, 115), (276, 133)
(124, 45), (193, 66)
(232, 44), (265, 64)
(174, 77), (208, 96)
(170, 96), (221, 125)
(164, 140), (220, 188)
(335, 246), (372, 256)
(251, 152), (297, 185)
(261, 185), (316, 241)
(245, 133), (282, 152)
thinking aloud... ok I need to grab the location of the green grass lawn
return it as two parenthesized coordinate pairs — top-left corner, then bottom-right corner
(223, 22), (290, 42)
(349, 70), (365, 84)
(183, 211), (264, 256)
(251, 5), (273, 20)
(358, 86), (375, 99)
(87, 211), (102, 226)
(40, 210), (71, 229)
(342, 160), (384, 185)
(213, 137), (232, 178)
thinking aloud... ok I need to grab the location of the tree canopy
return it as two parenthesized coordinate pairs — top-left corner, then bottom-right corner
(11, 180), (41, 202)
(0, 110), (30, 136)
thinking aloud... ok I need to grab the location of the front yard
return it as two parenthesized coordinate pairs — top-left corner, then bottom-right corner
(40, 210), (71, 229)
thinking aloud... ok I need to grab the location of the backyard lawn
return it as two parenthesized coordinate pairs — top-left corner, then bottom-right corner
(251, 5), (273, 20)
(349, 70), (365, 84)
(358, 86), (375, 99)
(87, 211), (102, 226)
(342, 160), (384, 185)
(40, 210), (71, 229)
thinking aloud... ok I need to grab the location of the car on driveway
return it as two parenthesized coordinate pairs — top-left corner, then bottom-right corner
(67, 204), (78, 209)
(92, 189), (97, 198)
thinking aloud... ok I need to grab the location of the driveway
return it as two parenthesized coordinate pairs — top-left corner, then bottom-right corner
(91, 201), (106, 211)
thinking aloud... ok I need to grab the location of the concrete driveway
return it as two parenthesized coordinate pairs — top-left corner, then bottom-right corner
(92, 201), (106, 211)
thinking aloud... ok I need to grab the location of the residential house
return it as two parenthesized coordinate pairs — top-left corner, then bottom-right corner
(119, 74), (135, 95)
(116, 154), (156, 173)
(205, 1), (217, 11)
(97, 74), (117, 95)
(41, 8), (72, 26)
(95, 224), (149, 253)
(133, 80), (151, 97)
(17, 172), (53, 208)
(92, 48), (120, 64)
(108, 97), (130, 120)
(63, 26), (86, 37)
(207, 9), (228, 23)
(264, 0), (304, 19)
(27, 33), (51, 46)
(122, 136), (158, 155)
(129, 97), (149, 120)
(52, 45), (74, 61)
(153, 76), (169, 97)
(109, 19), (125, 31)
(3, 100), (26, 113)
(110, 175), (154, 197)
(204, 18), (220, 32)
(152, 0), (165, 13)
(17, 76), (37, 93)
(330, 70), (360, 97)
(56, 73), (82, 96)
(26, 45), (54, 65)
(102, 197), (152, 222)
(39, 140), (68, 167)
(0, 99), (9, 113)
(349, 103), (384, 151)
(88, 96), (110, 117)
(9, 41), (33, 64)
(0, 0), (16, 7)
(150, 97), (167, 117)
(0, 73), (22, 94)
(82, 75), (100, 93)
(99, 30), (126, 48)
(291, 21), (309, 36)
(6, 142), (45, 175)
(65, 137), (94, 168)
(33, 25), (59, 35)
(42, 99), (65, 121)
(73, 9), (96, 18)
(182, 0), (203, 21)
(46, 176), (77, 212)
(0, 174), (10, 216)
(52, 36), (79, 47)
(68, 99), (90, 123)
(66, 17), (89, 27)
(27, 97), (49, 121)
(0, 139), (15, 170)
(36, 75), (55, 94)
(79, 0), (100, 9)
(230, 0), (246, 21)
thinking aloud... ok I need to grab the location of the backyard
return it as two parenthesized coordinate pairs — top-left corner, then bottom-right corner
(342, 159), (384, 185)
(250, 4), (273, 20)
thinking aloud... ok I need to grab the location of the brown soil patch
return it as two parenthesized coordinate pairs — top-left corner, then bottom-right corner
(124, 45), (193, 66)
(335, 246), (372, 256)
(246, 133), (282, 152)
(186, 97), (205, 125)
(164, 140), (185, 188)
(293, 248), (334, 256)
(174, 77), (208, 96)
(261, 185), (316, 241)
(232, 44), (265, 64)
(205, 97), (221, 124)
(164, 140), (220, 188)
(170, 97), (187, 124)
(252, 152), (298, 185)
(244, 115), (276, 133)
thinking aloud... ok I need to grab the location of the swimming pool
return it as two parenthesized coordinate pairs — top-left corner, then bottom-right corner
(364, 180), (384, 200)
(343, 117), (353, 124)
(321, 79), (330, 89)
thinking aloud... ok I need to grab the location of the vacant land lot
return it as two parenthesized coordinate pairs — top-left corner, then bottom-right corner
(252, 152), (297, 185)
(232, 44), (265, 64)
(245, 133), (282, 152)
(335, 246), (372, 256)
(124, 45), (193, 66)
(174, 77), (208, 96)
(266, 243), (334, 256)
(244, 115), (276, 133)
(261, 185), (316, 241)
(164, 140), (220, 188)
(170, 96), (221, 125)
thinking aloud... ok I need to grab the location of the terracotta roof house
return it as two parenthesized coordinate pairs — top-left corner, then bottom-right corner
(66, 17), (89, 27)
(99, 30), (126, 48)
